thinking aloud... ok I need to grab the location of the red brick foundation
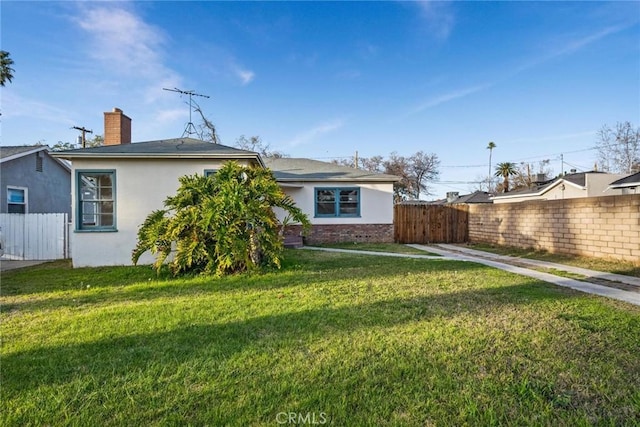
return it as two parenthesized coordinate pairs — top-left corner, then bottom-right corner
(284, 224), (394, 245)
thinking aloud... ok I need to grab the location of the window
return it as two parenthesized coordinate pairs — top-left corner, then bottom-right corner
(204, 169), (217, 177)
(7, 187), (27, 213)
(315, 187), (360, 217)
(77, 171), (116, 230)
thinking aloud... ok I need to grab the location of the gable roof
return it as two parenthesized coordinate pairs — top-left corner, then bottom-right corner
(455, 190), (493, 204)
(1, 145), (49, 162)
(264, 157), (400, 182)
(491, 171), (598, 200)
(1, 145), (71, 171)
(609, 171), (640, 189)
(51, 138), (264, 166)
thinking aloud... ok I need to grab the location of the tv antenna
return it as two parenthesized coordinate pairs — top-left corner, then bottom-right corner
(72, 126), (93, 148)
(163, 87), (210, 137)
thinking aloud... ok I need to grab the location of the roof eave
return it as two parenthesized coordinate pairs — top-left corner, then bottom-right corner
(0, 146), (49, 163)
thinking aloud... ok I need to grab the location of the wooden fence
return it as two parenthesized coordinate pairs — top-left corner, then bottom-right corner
(394, 204), (468, 244)
(0, 213), (69, 260)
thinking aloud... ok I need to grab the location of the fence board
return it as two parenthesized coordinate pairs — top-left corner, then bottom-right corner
(0, 213), (69, 260)
(394, 204), (468, 244)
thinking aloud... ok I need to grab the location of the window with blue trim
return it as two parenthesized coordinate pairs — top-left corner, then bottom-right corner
(77, 171), (116, 230)
(315, 187), (360, 217)
(204, 169), (218, 177)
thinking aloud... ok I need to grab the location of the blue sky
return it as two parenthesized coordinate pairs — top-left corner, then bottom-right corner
(2, 1), (639, 199)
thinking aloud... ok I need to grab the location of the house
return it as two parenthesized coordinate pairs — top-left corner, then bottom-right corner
(265, 157), (399, 245)
(53, 108), (398, 267)
(491, 171), (627, 204)
(608, 171), (640, 195)
(0, 145), (71, 215)
(420, 190), (492, 205)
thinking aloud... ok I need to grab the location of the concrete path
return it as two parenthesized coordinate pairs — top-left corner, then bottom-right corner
(435, 244), (640, 288)
(408, 244), (640, 306)
(303, 246), (640, 307)
(0, 259), (49, 272)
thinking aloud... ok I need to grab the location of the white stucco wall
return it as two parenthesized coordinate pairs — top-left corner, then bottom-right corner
(275, 182), (395, 225)
(70, 158), (253, 267)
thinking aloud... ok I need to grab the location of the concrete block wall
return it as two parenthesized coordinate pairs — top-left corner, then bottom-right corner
(284, 224), (394, 245)
(468, 195), (640, 263)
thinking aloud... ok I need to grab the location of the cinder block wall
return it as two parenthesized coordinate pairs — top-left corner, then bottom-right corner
(468, 195), (640, 263)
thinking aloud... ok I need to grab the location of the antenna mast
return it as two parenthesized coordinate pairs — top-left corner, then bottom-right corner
(162, 87), (210, 137)
(72, 126), (93, 148)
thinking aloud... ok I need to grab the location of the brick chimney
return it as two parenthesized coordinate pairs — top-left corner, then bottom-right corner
(104, 107), (132, 145)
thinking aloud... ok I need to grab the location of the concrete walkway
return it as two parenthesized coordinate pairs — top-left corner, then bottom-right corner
(435, 244), (640, 288)
(0, 258), (50, 272)
(303, 246), (640, 307)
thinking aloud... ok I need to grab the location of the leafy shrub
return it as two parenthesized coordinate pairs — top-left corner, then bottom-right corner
(132, 161), (310, 275)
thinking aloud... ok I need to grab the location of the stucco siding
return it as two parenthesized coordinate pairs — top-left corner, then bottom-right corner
(278, 182), (394, 225)
(1, 152), (71, 215)
(70, 158), (253, 267)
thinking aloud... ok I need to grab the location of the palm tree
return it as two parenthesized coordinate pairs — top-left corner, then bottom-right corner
(494, 162), (517, 193)
(0, 51), (15, 87)
(486, 141), (496, 182)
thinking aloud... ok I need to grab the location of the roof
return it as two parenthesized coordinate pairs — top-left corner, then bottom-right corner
(264, 157), (401, 182)
(51, 138), (264, 166)
(455, 191), (493, 204)
(609, 171), (640, 189)
(1, 145), (49, 162)
(491, 171), (599, 200)
(406, 190), (492, 205)
(0, 145), (71, 171)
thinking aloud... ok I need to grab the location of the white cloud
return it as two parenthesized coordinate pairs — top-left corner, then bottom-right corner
(516, 24), (632, 74)
(155, 108), (188, 123)
(286, 119), (345, 147)
(412, 83), (490, 114)
(236, 68), (255, 85)
(1, 91), (75, 125)
(415, 1), (456, 40)
(75, 6), (165, 75)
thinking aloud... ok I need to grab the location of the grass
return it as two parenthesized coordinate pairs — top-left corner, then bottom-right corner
(2, 251), (640, 425)
(315, 242), (438, 255)
(467, 243), (640, 278)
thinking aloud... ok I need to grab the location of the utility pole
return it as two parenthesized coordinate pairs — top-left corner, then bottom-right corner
(163, 87), (210, 137)
(354, 150), (359, 169)
(72, 126), (93, 148)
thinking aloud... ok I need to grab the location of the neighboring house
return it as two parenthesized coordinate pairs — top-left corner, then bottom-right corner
(53, 108), (399, 267)
(265, 157), (399, 245)
(491, 171), (627, 204)
(608, 171), (640, 195)
(421, 191), (492, 205)
(0, 145), (71, 215)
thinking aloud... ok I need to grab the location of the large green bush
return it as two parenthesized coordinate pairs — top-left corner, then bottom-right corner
(132, 161), (310, 275)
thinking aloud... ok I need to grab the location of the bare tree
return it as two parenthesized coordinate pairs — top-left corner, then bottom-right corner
(596, 122), (640, 173)
(235, 135), (286, 158)
(192, 100), (221, 144)
(409, 151), (440, 199)
(331, 151), (440, 201)
(510, 159), (552, 190)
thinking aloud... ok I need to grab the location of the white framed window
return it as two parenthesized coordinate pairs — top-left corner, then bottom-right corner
(77, 170), (116, 231)
(7, 186), (28, 214)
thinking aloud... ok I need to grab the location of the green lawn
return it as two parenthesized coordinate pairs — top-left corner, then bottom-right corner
(2, 251), (639, 425)
(315, 242), (438, 255)
(467, 243), (640, 278)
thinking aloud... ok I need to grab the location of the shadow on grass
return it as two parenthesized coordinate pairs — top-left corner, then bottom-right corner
(2, 279), (576, 395)
(2, 255), (495, 314)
